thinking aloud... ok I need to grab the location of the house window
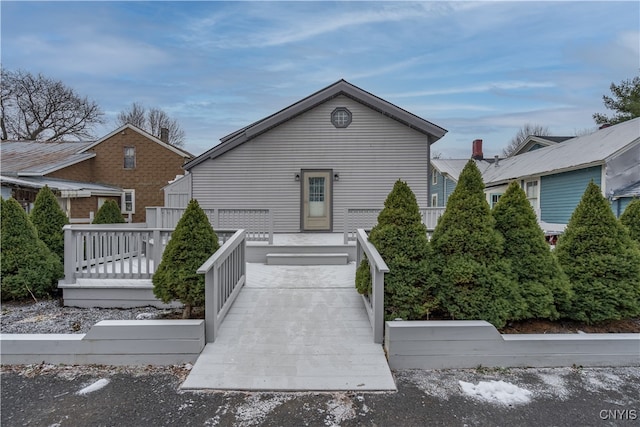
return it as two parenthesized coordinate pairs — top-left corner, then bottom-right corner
(524, 179), (539, 214)
(331, 108), (352, 128)
(124, 147), (136, 169)
(490, 193), (503, 208)
(121, 190), (135, 214)
(432, 169), (438, 185)
(431, 194), (438, 207)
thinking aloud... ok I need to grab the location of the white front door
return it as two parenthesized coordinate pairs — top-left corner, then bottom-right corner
(302, 170), (332, 231)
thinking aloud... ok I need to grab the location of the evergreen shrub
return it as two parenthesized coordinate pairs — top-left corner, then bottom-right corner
(1, 198), (63, 301)
(555, 181), (640, 323)
(620, 198), (640, 246)
(364, 179), (431, 320)
(492, 181), (572, 320)
(153, 199), (219, 318)
(30, 185), (69, 261)
(429, 160), (524, 328)
(93, 200), (125, 224)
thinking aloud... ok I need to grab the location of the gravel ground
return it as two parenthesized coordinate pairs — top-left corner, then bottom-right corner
(0, 299), (184, 334)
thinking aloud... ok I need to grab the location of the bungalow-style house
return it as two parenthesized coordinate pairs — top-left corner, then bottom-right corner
(430, 117), (640, 223)
(183, 79), (448, 232)
(0, 124), (193, 223)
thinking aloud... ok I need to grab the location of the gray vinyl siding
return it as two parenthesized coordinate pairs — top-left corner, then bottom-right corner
(540, 166), (601, 224)
(191, 95), (430, 232)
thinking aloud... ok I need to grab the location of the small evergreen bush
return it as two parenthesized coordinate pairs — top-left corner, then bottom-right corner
(429, 160), (524, 328)
(93, 200), (125, 224)
(620, 198), (640, 246)
(492, 181), (572, 320)
(30, 186), (69, 261)
(1, 198), (63, 301)
(153, 199), (219, 318)
(365, 180), (431, 320)
(555, 181), (640, 323)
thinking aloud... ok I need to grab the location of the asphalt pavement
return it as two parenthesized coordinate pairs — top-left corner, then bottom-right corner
(2, 364), (639, 426)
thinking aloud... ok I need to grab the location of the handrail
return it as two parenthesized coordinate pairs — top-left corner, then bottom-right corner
(198, 229), (246, 343)
(356, 228), (388, 344)
(344, 207), (446, 243)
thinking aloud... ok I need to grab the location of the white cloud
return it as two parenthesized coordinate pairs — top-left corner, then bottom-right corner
(388, 81), (556, 98)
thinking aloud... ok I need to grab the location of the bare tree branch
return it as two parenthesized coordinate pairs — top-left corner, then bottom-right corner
(0, 68), (104, 141)
(116, 102), (186, 147)
(502, 123), (551, 157)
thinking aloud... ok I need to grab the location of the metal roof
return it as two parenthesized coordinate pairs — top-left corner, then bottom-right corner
(0, 175), (122, 196)
(430, 158), (492, 182)
(0, 141), (95, 176)
(185, 79), (448, 170)
(482, 117), (640, 185)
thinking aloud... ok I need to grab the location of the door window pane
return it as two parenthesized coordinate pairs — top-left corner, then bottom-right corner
(308, 177), (325, 217)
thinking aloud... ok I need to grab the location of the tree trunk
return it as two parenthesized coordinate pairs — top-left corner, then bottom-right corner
(182, 304), (192, 319)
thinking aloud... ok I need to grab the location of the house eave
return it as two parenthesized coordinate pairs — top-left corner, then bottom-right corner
(184, 80), (447, 171)
(485, 160), (606, 187)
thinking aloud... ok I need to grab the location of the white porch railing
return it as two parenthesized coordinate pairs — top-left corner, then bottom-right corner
(198, 229), (246, 343)
(147, 207), (273, 244)
(355, 228), (389, 344)
(61, 224), (173, 283)
(344, 207), (446, 243)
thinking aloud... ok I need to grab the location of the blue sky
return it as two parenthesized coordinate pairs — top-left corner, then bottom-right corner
(2, 1), (638, 158)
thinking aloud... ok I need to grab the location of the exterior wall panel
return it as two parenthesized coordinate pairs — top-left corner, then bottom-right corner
(540, 166), (602, 223)
(191, 95), (431, 232)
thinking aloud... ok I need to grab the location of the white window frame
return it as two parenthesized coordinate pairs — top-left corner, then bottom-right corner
(431, 194), (438, 207)
(121, 189), (135, 214)
(432, 169), (438, 185)
(524, 179), (540, 216)
(490, 193), (503, 208)
(124, 146), (136, 169)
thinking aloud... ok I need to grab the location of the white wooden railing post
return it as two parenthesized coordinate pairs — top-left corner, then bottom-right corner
(62, 225), (75, 284)
(268, 209), (274, 245)
(371, 266), (385, 344)
(343, 208), (350, 244)
(155, 207), (162, 229)
(152, 229), (162, 270)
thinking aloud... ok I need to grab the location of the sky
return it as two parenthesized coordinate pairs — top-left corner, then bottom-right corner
(2, 1), (638, 158)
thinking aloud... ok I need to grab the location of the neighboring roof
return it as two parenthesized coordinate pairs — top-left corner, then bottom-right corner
(512, 135), (574, 156)
(185, 79), (448, 170)
(0, 141), (95, 176)
(80, 124), (193, 159)
(431, 158), (492, 182)
(612, 180), (640, 199)
(483, 117), (640, 186)
(0, 175), (122, 197)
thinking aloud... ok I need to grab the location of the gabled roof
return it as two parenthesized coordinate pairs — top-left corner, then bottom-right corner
(185, 79), (448, 170)
(80, 124), (193, 158)
(483, 117), (640, 186)
(511, 135), (574, 156)
(0, 141), (95, 176)
(431, 158), (492, 182)
(612, 180), (640, 199)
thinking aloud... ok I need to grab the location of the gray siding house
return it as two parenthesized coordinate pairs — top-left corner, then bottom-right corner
(184, 80), (447, 232)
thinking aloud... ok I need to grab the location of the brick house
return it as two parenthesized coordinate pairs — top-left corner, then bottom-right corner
(1, 124), (192, 223)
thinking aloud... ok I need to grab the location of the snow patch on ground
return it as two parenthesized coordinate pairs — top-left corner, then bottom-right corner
(234, 394), (292, 426)
(459, 380), (532, 405)
(76, 378), (110, 395)
(324, 393), (356, 426)
(536, 368), (571, 400)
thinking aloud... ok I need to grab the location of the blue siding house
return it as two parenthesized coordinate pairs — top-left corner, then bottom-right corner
(431, 118), (640, 225)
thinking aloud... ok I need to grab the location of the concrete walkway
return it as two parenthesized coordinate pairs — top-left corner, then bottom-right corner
(181, 263), (396, 391)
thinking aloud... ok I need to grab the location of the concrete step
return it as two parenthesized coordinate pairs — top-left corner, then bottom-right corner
(266, 253), (349, 266)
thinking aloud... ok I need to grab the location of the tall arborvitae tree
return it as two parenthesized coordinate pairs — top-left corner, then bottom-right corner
(361, 180), (431, 320)
(620, 199), (640, 246)
(153, 199), (219, 318)
(555, 182), (640, 323)
(429, 160), (525, 328)
(492, 181), (573, 320)
(93, 200), (125, 224)
(1, 198), (63, 300)
(30, 186), (69, 261)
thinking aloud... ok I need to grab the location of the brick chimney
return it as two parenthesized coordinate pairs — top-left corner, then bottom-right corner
(472, 139), (483, 160)
(160, 127), (169, 143)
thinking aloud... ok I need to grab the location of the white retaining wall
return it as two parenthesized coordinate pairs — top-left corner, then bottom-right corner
(0, 320), (204, 365)
(60, 280), (182, 309)
(385, 320), (640, 369)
